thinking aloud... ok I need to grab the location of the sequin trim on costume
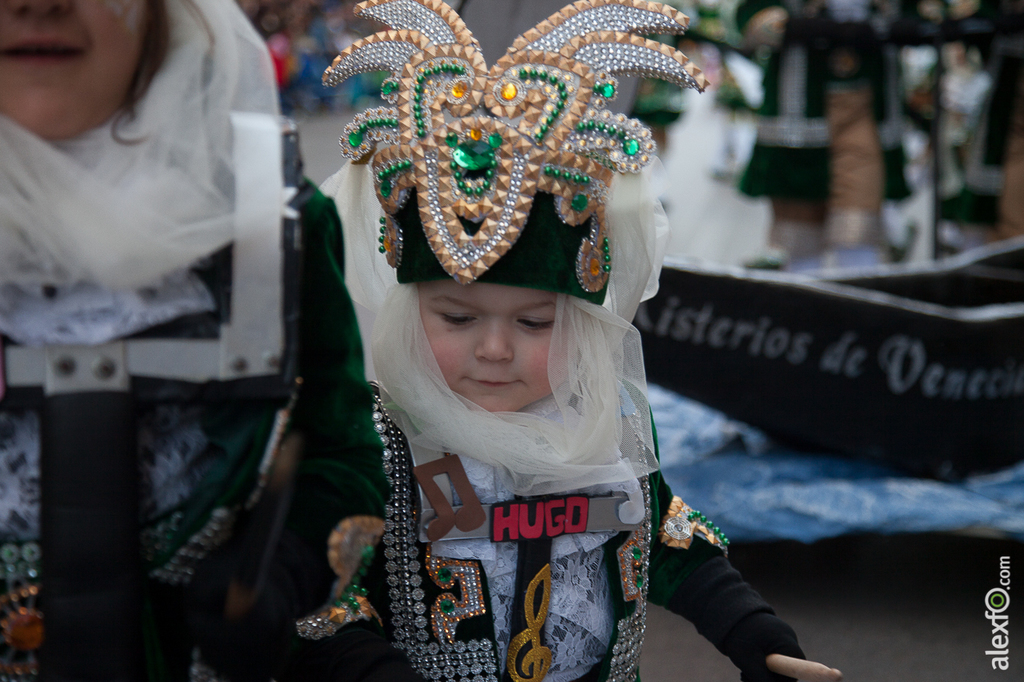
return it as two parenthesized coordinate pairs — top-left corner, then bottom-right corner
(607, 476), (651, 682)
(189, 648), (229, 682)
(0, 571), (41, 681)
(372, 385), (502, 682)
(296, 595), (381, 640)
(148, 507), (237, 585)
(426, 545), (487, 644)
(657, 496), (728, 554)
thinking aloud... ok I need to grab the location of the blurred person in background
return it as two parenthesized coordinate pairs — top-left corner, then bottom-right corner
(959, 0), (1024, 242)
(736, 0), (915, 271)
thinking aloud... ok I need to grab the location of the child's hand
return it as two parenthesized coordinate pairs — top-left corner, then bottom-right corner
(766, 654), (843, 682)
(719, 611), (804, 682)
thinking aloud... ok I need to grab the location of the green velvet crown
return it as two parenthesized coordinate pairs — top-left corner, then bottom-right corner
(393, 190), (608, 304)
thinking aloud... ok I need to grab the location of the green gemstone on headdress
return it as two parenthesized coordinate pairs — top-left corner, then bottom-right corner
(571, 193), (588, 212)
(488, 133), (503, 149)
(440, 598), (455, 614)
(595, 82), (615, 98)
(380, 179), (392, 197)
(624, 139), (639, 155)
(437, 567), (452, 583)
(382, 81), (398, 96)
(452, 140), (495, 171)
(348, 131), (363, 147)
(446, 132), (458, 147)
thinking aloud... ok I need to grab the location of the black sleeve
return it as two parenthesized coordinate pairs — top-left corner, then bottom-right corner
(185, 528), (335, 682)
(278, 628), (426, 682)
(667, 556), (805, 682)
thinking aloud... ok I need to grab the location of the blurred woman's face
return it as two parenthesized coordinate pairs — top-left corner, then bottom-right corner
(0, 0), (147, 139)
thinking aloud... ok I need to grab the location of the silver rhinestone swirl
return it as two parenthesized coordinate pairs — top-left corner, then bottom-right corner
(519, 5), (687, 54)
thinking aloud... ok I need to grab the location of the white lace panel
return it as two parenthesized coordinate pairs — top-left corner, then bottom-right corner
(0, 268), (215, 347)
(0, 410), (41, 541)
(138, 404), (215, 521)
(0, 405), (213, 541)
(431, 456), (618, 682)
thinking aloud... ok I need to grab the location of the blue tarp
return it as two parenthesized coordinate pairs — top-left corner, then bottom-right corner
(649, 384), (1024, 543)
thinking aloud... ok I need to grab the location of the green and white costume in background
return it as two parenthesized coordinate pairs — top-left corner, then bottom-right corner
(737, 0), (912, 202)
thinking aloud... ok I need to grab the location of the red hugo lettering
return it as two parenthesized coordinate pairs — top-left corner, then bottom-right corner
(491, 496), (589, 542)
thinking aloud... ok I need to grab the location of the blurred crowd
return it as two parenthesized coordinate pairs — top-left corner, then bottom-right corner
(237, 0), (1023, 264)
(236, 0), (387, 113)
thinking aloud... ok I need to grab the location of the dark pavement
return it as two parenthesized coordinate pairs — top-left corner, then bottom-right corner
(640, 533), (1022, 682)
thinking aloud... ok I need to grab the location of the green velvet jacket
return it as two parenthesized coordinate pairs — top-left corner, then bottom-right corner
(0, 187), (383, 681)
(324, 390), (724, 682)
(142, 187), (385, 680)
(736, 0), (912, 202)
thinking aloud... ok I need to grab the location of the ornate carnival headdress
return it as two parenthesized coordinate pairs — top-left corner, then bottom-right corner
(324, 0), (707, 303)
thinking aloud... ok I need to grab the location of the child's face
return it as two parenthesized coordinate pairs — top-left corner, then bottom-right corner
(0, 0), (146, 139)
(418, 280), (556, 413)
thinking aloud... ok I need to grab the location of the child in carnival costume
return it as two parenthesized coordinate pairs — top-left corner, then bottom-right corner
(0, 0), (399, 679)
(294, 2), (838, 682)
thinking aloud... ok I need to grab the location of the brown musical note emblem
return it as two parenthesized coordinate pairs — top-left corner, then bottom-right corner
(413, 455), (486, 541)
(506, 564), (553, 682)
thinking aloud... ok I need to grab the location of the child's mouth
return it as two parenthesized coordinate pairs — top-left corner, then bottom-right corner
(2, 45), (85, 62)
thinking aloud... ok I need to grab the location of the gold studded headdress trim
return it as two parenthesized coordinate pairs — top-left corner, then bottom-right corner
(324, 0), (706, 293)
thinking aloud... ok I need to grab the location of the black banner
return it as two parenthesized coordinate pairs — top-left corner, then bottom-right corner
(636, 242), (1024, 478)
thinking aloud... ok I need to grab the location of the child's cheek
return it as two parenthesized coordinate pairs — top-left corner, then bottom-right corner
(427, 334), (464, 389)
(99, 0), (145, 36)
(530, 337), (554, 392)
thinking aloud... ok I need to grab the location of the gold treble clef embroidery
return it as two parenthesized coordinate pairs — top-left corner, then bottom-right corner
(506, 564), (553, 682)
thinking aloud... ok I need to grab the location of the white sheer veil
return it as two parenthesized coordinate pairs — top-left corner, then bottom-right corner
(0, 0), (279, 291)
(325, 159), (670, 496)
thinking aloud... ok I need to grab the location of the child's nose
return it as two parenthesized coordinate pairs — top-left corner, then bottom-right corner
(476, 326), (513, 361)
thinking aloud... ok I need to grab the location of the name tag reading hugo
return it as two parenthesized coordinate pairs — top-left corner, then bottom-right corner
(491, 496), (590, 542)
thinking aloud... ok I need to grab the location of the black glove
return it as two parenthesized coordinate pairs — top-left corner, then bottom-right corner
(720, 611), (805, 682)
(185, 528), (335, 682)
(278, 627), (426, 682)
(667, 555), (805, 682)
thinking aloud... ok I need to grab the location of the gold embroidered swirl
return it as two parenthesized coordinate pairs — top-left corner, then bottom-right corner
(506, 564), (553, 682)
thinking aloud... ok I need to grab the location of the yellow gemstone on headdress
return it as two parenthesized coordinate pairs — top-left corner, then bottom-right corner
(501, 82), (518, 101)
(589, 257), (601, 277)
(468, 128), (482, 141)
(451, 82), (467, 98)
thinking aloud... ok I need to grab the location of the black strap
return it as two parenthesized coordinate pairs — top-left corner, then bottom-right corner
(503, 499), (554, 682)
(40, 392), (143, 682)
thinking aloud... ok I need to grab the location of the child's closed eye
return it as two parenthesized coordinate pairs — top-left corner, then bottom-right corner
(441, 313), (476, 325)
(518, 318), (554, 331)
